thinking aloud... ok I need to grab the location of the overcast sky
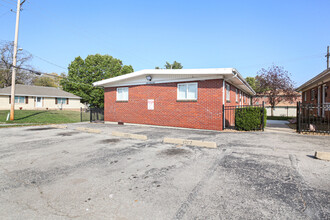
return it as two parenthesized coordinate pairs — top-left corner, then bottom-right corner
(0, 0), (329, 86)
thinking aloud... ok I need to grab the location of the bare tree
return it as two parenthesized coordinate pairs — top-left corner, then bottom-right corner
(256, 65), (297, 116)
(0, 41), (34, 88)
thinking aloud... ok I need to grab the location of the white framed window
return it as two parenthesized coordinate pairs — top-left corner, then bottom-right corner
(226, 84), (230, 101)
(117, 87), (129, 101)
(235, 89), (238, 102)
(15, 96), (25, 104)
(57, 98), (67, 104)
(177, 82), (198, 100)
(311, 89), (315, 101)
(239, 91), (242, 102)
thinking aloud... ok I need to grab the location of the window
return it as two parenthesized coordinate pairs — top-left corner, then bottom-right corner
(117, 87), (129, 101)
(235, 89), (238, 102)
(226, 84), (230, 102)
(177, 82), (197, 100)
(304, 92), (306, 102)
(15, 96), (25, 104)
(311, 89), (315, 101)
(57, 98), (67, 104)
(239, 91), (242, 102)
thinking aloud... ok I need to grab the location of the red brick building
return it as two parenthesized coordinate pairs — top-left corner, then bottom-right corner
(252, 92), (301, 107)
(296, 68), (330, 118)
(93, 68), (255, 131)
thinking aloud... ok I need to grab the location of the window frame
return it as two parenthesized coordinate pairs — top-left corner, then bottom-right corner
(14, 96), (25, 104)
(177, 82), (198, 101)
(57, 98), (67, 105)
(226, 84), (230, 102)
(116, 87), (129, 101)
(235, 89), (238, 103)
(311, 89), (315, 101)
(304, 92), (306, 102)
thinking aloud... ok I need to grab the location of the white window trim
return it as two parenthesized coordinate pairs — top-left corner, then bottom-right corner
(15, 96), (25, 104)
(226, 84), (230, 101)
(57, 98), (67, 105)
(235, 89), (238, 102)
(177, 82), (198, 100)
(116, 87), (129, 101)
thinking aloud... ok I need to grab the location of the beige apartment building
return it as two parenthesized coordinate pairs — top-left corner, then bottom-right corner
(0, 85), (85, 110)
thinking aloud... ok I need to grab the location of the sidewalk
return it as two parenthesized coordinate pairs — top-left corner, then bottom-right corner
(265, 120), (295, 133)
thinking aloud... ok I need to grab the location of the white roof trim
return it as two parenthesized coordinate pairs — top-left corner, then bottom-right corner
(93, 68), (256, 95)
(296, 69), (330, 92)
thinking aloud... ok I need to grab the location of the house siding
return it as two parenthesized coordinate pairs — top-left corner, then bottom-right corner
(0, 95), (84, 110)
(104, 79), (225, 131)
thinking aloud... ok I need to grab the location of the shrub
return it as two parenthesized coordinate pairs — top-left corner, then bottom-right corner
(235, 107), (267, 131)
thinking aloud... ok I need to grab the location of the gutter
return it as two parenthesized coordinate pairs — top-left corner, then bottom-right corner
(296, 69), (330, 92)
(232, 69), (256, 96)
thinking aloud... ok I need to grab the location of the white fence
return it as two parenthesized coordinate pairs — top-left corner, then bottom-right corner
(265, 106), (296, 117)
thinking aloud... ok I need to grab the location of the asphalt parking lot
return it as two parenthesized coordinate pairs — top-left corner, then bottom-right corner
(0, 122), (329, 219)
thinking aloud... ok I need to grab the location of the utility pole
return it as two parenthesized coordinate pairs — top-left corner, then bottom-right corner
(9, 0), (23, 121)
(326, 46), (330, 69)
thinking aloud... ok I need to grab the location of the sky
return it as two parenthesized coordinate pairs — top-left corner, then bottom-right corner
(0, 0), (329, 86)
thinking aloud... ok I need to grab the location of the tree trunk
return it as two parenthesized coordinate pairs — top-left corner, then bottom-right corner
(271, 107), (274, 117)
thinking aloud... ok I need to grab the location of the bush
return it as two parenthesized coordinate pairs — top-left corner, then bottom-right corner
(235, 107), (267, 131)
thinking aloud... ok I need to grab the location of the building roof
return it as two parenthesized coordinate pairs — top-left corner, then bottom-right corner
(296, 68), (330, 92)
(93, 68), (256, 96)
(0, 84), (81, 99)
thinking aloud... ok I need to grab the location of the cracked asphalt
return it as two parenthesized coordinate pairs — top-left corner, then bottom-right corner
(0, 122), (329, 219)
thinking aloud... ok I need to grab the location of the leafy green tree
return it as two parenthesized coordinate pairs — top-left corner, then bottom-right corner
(155, 61), (183, 69)
(245, 76), (265, 93)
(33, 73), (62, 87)
(60, 54), (133, 108)
(245, 77), (257, 92)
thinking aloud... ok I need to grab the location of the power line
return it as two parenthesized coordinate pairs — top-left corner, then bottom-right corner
(1, 66), (96, 87)
(0, 9), (10, 18)
(31, 53), (67, 70)
(15, 48), (68, 70)
(0, 0), (15, 6)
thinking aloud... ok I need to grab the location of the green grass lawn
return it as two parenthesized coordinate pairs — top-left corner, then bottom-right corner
(0, 110), (89, 124)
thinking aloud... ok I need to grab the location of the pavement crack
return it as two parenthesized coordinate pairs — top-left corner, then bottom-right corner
(173, 149), (231, 220)
(289, 154), (322, 219)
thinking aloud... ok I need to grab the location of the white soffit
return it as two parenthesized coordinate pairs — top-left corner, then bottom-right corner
(93, 68), (256, 95)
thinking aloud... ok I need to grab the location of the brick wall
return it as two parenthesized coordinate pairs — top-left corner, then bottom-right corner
(302, 81), (329, 104)
(223, 81), (252, 127)
(104, 79), (224, 131)
(223, 81), (251, 106)
(253, 94), (301, 106)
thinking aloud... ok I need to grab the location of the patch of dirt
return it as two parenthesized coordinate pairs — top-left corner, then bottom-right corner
(160, 148), (191, 156)
(26, 127), (57, 131)
(57, 132), (79, 136)
(99, 139), (120, 144)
